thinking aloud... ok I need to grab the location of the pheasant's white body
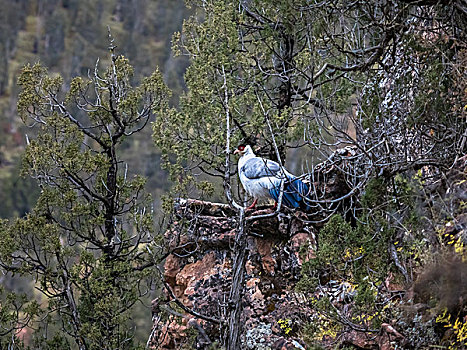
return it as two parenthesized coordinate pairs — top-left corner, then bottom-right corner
(236, 145), (302, 208)
(238, 150), (282, 201)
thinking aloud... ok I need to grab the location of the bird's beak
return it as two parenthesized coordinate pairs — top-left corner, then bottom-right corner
(233, 149), (240, 155)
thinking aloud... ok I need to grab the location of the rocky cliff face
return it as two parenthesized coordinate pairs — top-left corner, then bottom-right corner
(147, 153), (467, 350)
(151, 200), (316, 349)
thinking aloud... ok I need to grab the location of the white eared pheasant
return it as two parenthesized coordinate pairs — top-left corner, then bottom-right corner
(234, 144), (311, 211)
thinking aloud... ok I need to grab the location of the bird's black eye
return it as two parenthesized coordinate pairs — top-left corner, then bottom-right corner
(238, 145), (245, 151)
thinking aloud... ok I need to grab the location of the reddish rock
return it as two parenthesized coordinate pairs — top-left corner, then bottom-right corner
(290, 232), (315, 264)
(175, 252), (219, 306)
(256, 238), (276, 275)
(164, 254), (180, 289)
(342, 330), (378, 349)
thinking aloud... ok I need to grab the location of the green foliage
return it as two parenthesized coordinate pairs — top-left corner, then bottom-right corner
(298, 213), (391, 290)
(296, 174), (423, 344)
(300, 313), (341, 346)
(0, 284), (40, 347)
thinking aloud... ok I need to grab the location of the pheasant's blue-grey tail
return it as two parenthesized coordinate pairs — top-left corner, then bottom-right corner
(269, 177), (312, 211)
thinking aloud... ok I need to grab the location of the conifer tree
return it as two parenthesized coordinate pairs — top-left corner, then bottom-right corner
(0, 48), (170, 349)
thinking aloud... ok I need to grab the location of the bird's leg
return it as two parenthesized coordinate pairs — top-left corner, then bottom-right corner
(272, 201), (277, 210)
(246, 199), (258, 210)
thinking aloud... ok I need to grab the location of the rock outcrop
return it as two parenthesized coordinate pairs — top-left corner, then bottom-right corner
(147, 153), (467, 349)
(152, 199), (315, 349)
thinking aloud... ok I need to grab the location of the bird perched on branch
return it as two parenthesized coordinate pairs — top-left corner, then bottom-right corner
(234, 144), (311, 211)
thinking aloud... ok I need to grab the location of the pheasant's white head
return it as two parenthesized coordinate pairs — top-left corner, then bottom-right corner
(233, 144), (254, 156)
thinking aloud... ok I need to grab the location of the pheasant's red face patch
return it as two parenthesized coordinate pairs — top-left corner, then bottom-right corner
(238, 145), (246, 151)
